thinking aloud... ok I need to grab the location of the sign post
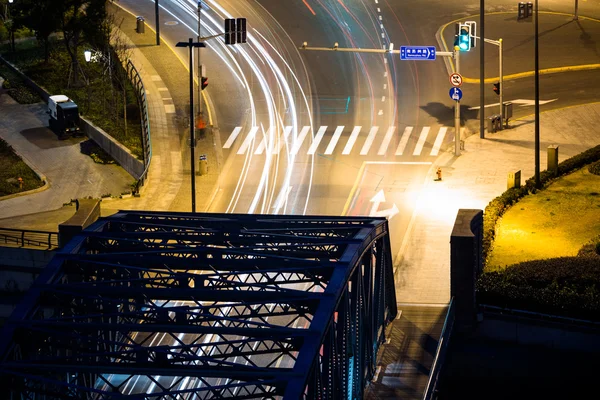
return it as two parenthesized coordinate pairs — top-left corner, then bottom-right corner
(453, 48), (461, 156)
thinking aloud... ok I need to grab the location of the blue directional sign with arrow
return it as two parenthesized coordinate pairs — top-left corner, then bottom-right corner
(449, 87), (463, 101)
(400, 46), (436, 61)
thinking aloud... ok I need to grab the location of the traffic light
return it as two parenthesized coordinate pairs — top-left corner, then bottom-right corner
(236, 18), (247, 44)
(454, 23), (471, 51)
(201, 77), (208, 91)
(493, 82), (500, 96)
(224, 18), (236, 45)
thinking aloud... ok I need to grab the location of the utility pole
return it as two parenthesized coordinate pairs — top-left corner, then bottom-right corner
(534, 0), (540, 188)
(574, 0), (579, 20)
(499, 38), (503, 124)
(155, 0), (160, 46)
(480, 0), (485, 139)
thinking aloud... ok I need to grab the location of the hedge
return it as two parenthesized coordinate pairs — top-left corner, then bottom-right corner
(477, 256), (600, 320)
(483, 143), (600, 264)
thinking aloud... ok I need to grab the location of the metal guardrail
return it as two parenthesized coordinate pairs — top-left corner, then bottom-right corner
(126, 59), (151, 190)
(422, 297), (455, 400)
(0, 228), (58, 250)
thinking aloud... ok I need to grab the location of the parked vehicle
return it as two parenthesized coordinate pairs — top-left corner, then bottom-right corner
(48, 95), (81, 139)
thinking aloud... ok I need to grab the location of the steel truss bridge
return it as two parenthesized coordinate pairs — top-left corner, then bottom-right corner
(0, 211), (397, 399)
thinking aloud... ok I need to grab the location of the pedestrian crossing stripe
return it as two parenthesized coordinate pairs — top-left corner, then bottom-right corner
(225, 125), (451, 157)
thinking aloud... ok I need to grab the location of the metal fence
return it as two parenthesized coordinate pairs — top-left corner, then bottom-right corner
(0, 228), (58, 250)
(126, 59), (151, 189)
(423, 297), (455, 400)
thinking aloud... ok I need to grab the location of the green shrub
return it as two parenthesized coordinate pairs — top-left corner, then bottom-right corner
(589, 160), (600, 176)
(478, 256), (600, 320)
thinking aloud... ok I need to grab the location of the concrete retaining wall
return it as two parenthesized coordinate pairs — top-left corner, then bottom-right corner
(476, 313), (600, 353)
(80, 118), (144, 180)
(0, 247), (55, 269)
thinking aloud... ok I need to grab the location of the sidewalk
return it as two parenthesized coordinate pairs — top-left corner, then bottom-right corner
(395, 102), (600, 304)
(0, 92), (132, 219)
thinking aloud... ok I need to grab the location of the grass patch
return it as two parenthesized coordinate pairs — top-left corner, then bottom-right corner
(486, 167), (600, 271)
(0, 63), (43, 104)
(0, 138), (42, 196)
(79, 139), (116, 164)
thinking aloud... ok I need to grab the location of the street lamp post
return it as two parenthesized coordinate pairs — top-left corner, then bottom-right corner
(155, 0), (160, 46)
(176, 38), (205, 212)
(534, 0), (540, 188)
(480, 0), (485, 139)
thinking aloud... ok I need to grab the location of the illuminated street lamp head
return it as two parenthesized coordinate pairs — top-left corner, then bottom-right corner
(8, 0), (14, 3)
(84, 50), (92, 63)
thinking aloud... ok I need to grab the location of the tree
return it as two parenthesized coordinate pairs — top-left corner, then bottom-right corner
(12, 0), (61, 62)
(57, 0), (107, 86)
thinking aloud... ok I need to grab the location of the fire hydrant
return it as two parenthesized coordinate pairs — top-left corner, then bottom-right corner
(435, 168), (442, 181)
(17, 177), (23, 189)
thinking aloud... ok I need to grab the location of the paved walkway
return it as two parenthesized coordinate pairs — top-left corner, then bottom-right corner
(395, 102), (600, 304)
(0, 94), (131, 219)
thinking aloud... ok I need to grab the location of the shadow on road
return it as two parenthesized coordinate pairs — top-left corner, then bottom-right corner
(420, 102), (479, 126)
(20, 127), (82, 149)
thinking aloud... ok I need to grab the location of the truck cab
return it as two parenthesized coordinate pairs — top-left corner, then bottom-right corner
(48, 95), (81, 139)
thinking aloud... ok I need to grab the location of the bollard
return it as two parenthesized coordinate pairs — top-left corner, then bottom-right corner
(507, 170), (521, 189)
(435, 167), (442, 181)
(17, 177), (23, 190)
(547, 145), (559, 177)
(136, 16), (145, 34)
(199, 154), (208, 176)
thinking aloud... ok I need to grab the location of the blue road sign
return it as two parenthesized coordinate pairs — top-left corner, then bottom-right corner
(449, 87), (463, 101)
(400, 46), (436, 61)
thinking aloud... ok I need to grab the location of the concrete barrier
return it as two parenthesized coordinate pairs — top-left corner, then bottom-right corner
(58, 198), (101, 247)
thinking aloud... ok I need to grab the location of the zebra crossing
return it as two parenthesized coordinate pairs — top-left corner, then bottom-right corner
(223, 125), (452, 157)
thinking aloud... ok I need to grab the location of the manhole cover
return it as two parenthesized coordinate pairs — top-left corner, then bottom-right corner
(165, 21), (179, 26)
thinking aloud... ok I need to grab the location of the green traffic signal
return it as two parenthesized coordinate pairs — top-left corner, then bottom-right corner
(459, 28), (470, 51)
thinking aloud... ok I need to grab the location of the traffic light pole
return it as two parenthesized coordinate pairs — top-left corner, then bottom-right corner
(454, 48), (461, 156)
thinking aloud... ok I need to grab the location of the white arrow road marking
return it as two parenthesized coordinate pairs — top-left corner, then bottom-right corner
(373, 203), (399, 220)
(369, 189), (386, 216)
(469, 98), (558, 110)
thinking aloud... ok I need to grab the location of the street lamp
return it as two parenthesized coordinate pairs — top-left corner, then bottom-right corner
(176, 38), (205, 213)
(84, 50), (92, 63)
(534, 0), (540, 188)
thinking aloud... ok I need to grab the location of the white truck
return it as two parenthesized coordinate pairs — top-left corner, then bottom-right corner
(48, 95), (81, 139)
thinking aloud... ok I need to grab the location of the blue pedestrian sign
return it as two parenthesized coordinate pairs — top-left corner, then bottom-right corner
(400, 46), (436, 61)
(449, 87), (463, 101)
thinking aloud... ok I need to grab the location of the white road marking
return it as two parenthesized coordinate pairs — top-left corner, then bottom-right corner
(325, 126), (345, 155)
(237, 126), (258, 155)
(413, 127), (430, 156)
(307, 126), (328, 155)
(223, 127), (242, 149)
(342, 126), (361, 155)
(378, 126), (396, 155)
(274, 126), (293, 154)
(395, 126), (412, 156)
(360, 127), (379, 155)
(430, 127), (448, 156)
(291, 126), (311, 155)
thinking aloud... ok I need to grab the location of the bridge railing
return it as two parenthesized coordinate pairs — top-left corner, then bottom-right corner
(0, 228), (58, 250)
(423, 297), (455, 400)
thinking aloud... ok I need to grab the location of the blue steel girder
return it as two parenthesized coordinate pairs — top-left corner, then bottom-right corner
(0, 211), (397, 399)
